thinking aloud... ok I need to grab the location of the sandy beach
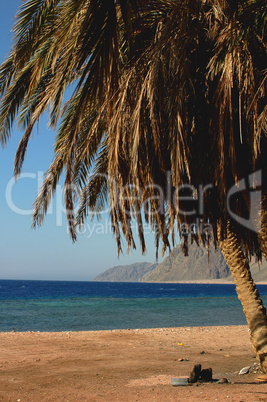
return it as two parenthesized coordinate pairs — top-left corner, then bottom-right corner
(1, 326), (267, 401)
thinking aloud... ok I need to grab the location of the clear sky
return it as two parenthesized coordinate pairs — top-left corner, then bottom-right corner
(0, 0), (165, 281)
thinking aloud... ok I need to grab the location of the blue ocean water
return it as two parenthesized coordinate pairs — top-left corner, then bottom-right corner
(1, 280), (267, 332)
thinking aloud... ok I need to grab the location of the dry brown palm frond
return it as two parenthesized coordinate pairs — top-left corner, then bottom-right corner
(259, 105), (267, 135)
(32, 154), (64, 228)
(0, 0), (266, 259)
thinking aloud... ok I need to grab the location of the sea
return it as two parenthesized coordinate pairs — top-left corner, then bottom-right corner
(1, 280), (267, 332)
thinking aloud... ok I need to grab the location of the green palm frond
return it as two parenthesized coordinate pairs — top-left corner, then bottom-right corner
(13, 0), (60, 64)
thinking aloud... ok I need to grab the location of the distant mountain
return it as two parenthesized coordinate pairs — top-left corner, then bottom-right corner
(142, 243), (230, 282)
(143, 243), (267, 283)
(93, 262), (157, 282)
(93, 243), (267, 283)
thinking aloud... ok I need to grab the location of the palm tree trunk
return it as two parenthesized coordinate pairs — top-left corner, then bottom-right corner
(258, 195), (267, 261)
(218, 222), (267, 373)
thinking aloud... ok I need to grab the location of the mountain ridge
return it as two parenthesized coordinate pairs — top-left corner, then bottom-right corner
(93, 262), (157, 282)
(93, 244), (267, 283)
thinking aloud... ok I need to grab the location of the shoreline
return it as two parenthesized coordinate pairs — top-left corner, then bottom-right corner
(1, 278), (267, 285)
(0, 323), (248, 335)
(1, 325), (267, 401)
(142, 280), (267, 285)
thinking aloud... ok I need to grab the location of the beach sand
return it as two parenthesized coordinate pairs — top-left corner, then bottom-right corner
(1, 326), (267, 401)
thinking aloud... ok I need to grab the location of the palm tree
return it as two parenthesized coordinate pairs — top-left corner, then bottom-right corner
(1, 0), (267, 371)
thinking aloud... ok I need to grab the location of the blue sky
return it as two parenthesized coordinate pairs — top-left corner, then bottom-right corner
(0, 0), (165, 281)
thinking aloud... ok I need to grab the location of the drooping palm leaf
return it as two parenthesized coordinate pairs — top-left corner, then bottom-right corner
(0, 0), (266, 259)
